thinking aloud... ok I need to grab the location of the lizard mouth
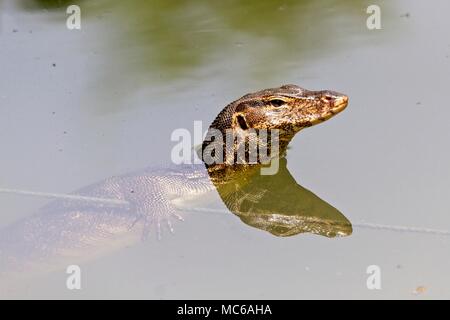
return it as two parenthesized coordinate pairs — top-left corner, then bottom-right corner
(331, 95), (348, 114)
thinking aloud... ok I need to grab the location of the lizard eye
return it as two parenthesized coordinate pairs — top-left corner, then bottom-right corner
(270, 99), (285, 107)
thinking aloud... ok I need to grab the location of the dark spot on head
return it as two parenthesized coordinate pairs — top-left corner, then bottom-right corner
(236, 114), (249, 130)
(235, 102), (248, 113)
(280, 84), (298, 90)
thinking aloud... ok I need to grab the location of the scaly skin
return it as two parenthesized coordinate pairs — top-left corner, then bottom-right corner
(203, 84), (348, 180)
(0, 85), (348, 277)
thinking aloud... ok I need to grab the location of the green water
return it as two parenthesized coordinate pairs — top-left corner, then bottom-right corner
(1, 0), (450, 299)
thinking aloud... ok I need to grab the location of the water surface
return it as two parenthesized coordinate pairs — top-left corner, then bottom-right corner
(1, 0), (450, 299)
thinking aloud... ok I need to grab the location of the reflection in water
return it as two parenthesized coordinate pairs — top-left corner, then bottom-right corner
(213, 157), (352, 238)
(0, 158), (350, 281)
(19, 0), (383, 81)
(0, 156), (349, 289)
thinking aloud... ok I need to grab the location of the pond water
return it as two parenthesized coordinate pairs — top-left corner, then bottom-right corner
(1, 0), (450, 299)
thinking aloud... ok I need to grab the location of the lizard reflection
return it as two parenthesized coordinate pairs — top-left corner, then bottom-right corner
(212, 157), (352, 238)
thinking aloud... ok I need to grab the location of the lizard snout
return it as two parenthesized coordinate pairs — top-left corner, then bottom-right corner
(320, 90), (348, 113)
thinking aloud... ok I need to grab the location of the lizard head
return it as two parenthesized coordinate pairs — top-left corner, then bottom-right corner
(202, 84), (348, 170)
(229, 84), (348, 135)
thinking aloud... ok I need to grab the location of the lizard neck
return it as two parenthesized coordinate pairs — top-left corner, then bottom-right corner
(200, 101), (290, 181)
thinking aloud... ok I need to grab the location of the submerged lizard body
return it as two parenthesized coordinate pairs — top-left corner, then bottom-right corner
(0, 164), (213, 276)
(0, 84), (348, 277)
